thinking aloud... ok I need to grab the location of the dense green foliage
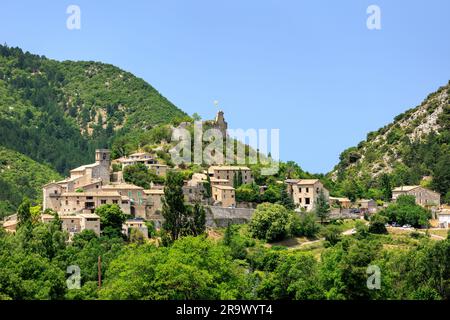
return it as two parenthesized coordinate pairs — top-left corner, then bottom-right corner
(0, 147), (61, 218)
(330, 82), (450, 202)
(123, 163), (165, 188)
(95, 204), (128, 238)
(379, 195), (432, 227)
(2, 207), (450, 300)
(249, 203), (294, 242)
(0, 44), (184, 216)
(161, 171), (206, 243)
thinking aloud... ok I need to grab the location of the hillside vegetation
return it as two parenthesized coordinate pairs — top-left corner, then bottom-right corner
(0, 147), (61, 218)
(0, 44), (186, 215)
(0, 44), (185, 175)
(329, 82), (450, 202)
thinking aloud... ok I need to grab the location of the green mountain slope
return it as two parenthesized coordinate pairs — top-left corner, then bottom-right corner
(0, 45), (186, 174)
(330, 82), (450, 202)
(0, 146), (61, 218)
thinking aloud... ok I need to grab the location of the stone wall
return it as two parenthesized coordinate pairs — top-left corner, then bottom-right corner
(206, 206), (255, 227)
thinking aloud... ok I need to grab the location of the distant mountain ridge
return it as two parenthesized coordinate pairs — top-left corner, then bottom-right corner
(330, 81), (450, 200)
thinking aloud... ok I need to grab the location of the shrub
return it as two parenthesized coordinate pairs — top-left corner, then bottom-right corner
(249, 203), (292, 242)
(368, 214), (388, 234)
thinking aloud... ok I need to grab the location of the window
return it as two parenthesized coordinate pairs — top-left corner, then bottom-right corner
(76, 200), (80, 205)
(299, 198), (302, 203)
(305, 198), (310, 205)
(316, 187), (319, 193)
(299, 187), (302, 193)
(306, 187), (309, 193)
(113, 200), (118, 204)
(101, 200), (107, 204)
(65, 200), (68, 205)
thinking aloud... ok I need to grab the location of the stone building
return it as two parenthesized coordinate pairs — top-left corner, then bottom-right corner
(42, 149), (162, 222)
(392, 186), (440, 207)
(144, 189), (165, 219)
(208, 166), (253, 186)
(285, 179), (330, 212)
(212, 185), (236, 208)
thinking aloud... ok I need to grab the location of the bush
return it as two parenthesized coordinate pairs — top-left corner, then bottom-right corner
(368, 214), (388, 234)
(380, 195), (431, 227)
(249, 203), (292, 242)
(322, 225), (341, 246)
(290, 213), (321, 238)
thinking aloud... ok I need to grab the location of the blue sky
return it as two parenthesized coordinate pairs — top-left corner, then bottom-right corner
(1, 0), (449, 173)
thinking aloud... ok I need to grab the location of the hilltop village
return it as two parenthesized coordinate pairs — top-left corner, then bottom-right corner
(2, 110), (449, 240)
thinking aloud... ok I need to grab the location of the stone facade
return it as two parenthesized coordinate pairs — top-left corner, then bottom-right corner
(392, 186), (440, 207)
(208, 166), (253, 186)
(212, 185), (236, 208)
(285, 179), (330, 212)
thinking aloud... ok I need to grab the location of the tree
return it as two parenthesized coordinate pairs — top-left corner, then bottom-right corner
(189, 202), (206, 236)
(95, 204), (127, 237)
(162, 171), (189, 242)
(323, 225), (341, 246)
(262, 185), (281, 203)
(342, 178), (363, 203)
(17, 198), (32, 228)
(432, 154), (450, 197)
(290, 212), (321, 238)
(249, 203), (292, 242)
(99, 237), (249, 299)
(315, 190), (330, 224)
(279, 186), (295, 210)
(379, 195), (431, 227)
(257, 252), (324, 299)
(204, 175), (212, 199)
(368, 214), (388, 234)
(379, 173), (392, 201)
(236, 183), (260, 203)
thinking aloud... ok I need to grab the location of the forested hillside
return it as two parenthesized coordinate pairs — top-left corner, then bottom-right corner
(0, 44), (186, 216)
(329, 82), (450, 203)
(0, 147), (61, 218)
(0, 44), (186, 175)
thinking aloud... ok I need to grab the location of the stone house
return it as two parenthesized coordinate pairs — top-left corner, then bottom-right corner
(392, 186), (440, 207)
(122, 218), (149, 239)
(144, 189), (165, 219)
(208, 166), (253, 186)
(285, 179), (330, 212)
(212, 185), (236, 208)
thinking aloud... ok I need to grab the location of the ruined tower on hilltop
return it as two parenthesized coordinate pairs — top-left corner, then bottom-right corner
(214, 110), (228, 137)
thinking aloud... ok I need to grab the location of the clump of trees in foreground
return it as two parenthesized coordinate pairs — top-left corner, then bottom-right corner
(1, 194), (450, 300)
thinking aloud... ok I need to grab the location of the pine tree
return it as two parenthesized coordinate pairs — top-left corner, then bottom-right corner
(162, 171), (187, 242)
(237, 170), (243, 187)
(233, 172), (239, 189)
(315, 190), (330, 224)
(17, 198), (32, 228)
(280, 186), (295, 210)
(380, 173), (392, 201)
(204, 175), (212, 198)
(191, 202), (206, 236)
